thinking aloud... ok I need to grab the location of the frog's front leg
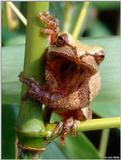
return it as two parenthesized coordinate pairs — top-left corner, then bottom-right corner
(19, 72), (51, 105)
(37, 12), (60, 44)
(19, 72), (40, 88)
(37, 12), (59, 33)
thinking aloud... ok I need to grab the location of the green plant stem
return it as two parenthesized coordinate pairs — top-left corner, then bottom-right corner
(16, 116), (120, 157)
(99, 129), (110, 158)
(16, 2), (49, 159)
(18, 117), (120, 138)
(72, 1), (90, 38)
(46, 117), (120, 138)
(77, 117), (120, 132)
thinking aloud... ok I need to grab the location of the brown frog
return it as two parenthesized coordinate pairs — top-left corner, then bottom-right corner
(19, 12), (105, 143)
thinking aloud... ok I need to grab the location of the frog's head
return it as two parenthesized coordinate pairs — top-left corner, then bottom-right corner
(47, 33), (105, 89)
(48, 33), (104, 73)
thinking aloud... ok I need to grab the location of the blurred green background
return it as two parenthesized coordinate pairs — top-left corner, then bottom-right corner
(2, 1), (120, 159)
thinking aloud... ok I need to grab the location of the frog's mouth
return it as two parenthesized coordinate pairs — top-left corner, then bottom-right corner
(48, 51), (97, 91)
(48, 45), (98, 74)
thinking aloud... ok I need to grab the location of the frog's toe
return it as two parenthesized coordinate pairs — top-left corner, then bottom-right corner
(52, 121), (64, 136)
(71, 119), (80, 136)
(61, 117), (80, 143)
(52, 117), (79, 144)
(19, 72), (40, 89)
(19, 73), (33, 87)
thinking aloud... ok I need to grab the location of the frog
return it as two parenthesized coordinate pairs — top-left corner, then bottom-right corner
(19, 12), (105, 143)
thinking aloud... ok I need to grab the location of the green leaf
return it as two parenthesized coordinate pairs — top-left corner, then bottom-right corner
(2, 36), (120, 118)
(41, 141), (67, 159)
(88, 20), (111, 37)
(2, 104), (19, 159)
(50, 2), (65, 31)
(2, 45), (24, 104)
(57, 134), (101, 159)
(2, 28), (25, 46)
(92, 2), (120, 10)
(42, 133), (101, 159)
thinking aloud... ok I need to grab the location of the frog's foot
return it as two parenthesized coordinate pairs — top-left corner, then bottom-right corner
(19, 72), (51, 105)
(19, 72), (42, 101)
(53, 117), (79, 144)
(19, 72), (40, 88)
(37, 12), (60, 44)
(37, 12), (59, 32)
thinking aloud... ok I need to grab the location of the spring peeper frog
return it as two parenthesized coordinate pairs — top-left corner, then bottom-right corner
(19, 12), (105, 143)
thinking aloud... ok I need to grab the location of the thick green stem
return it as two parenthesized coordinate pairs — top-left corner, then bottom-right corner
(16, 116), (120, 157)
(16, 2), (49, 159)
(46, 117), (120, 138)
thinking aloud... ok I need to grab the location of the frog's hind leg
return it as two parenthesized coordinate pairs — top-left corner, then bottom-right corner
(52, 116), (79, 144)
(60, 117), (77, 144)
(52, 108), (92, 144)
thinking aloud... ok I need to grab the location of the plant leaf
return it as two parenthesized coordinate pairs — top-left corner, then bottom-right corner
(92, 1), (120, 10)
(41, 134), (101, 159)
(2, 28), (25, 46)
(2, 104), (19, 159)
(2, 45), (24, 104)
(41, 141), (67, 159)
(57, 134), (101, 159)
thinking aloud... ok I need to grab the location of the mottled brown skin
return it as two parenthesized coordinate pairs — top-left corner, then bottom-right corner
(19, 12), (105, 143)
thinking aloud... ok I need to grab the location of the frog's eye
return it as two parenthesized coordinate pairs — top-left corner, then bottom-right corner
(94, 50), (105, 64)
(56, 33), (68, 47)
